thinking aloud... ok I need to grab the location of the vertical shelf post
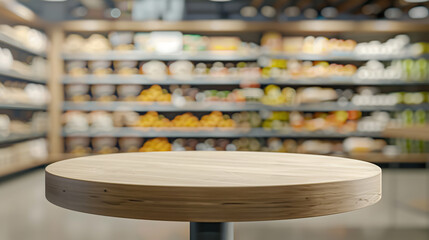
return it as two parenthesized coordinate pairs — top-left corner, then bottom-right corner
(47, 27), (64, 159)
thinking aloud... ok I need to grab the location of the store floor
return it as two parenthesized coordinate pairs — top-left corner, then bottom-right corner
(0, 168), (428, 240)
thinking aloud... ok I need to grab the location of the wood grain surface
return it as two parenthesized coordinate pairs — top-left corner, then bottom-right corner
(45, 152), (381, 222)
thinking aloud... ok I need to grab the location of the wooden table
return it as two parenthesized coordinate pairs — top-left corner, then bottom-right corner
(45, 152), (382, 240)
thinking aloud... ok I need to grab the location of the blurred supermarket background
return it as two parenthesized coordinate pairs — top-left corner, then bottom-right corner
(0, 0), (428, 239)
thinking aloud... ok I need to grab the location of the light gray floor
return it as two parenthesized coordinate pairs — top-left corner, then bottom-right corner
(0, 168), (428, 240)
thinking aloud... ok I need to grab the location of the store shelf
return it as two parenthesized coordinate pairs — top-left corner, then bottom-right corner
(0, 103), (47, 111)
(0, 32), (46, 57)
(62, 75), (429, 86)
(62, 51), (425, 62)
(60, 20), (429, 33)
(0, 132), (46, 145)
(56, 152), (428, 164)
(0, 69), (46, 84)
(63, 127), (382, 138)
(383, 125), (429, 141)
(62, 101), (429, 112)
(263, 53), (423, 61)
(62, 51), (259, 61)
(337, 153), (429, 163)
(0, 159), (51, 178)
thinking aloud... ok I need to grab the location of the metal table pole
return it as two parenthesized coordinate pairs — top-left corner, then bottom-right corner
(190, 222), (233, 240)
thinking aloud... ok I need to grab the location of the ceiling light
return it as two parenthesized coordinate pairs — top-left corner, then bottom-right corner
(384, 8), (402, 19)
(284, 6), (300, 17)
(261, 6), (276, 18)
(303, 8), (318, 19)
(409, 6), (428, 19)
(404, 0), (428, 3)
(321, 7), (338, 18)
(110, 8), (121, 18)
(240, 6), (257, 17)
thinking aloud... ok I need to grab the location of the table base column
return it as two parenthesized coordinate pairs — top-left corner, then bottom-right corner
(190, 222), (233, 240)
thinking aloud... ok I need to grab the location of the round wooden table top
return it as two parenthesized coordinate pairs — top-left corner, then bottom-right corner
(45, 151), (381, 222)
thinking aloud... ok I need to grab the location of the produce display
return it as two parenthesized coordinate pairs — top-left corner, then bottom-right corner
(261, 33), (427, 58)
(0, 81), (49, 105)
(0, 139), (48, 169)
(63, 32), (259, 55)
(262, 33), (357, 54)
(0, 25), (48, 53)
(0, 112), (47, 137)
(0, 46), (47, 79)
(63, 109), (402, 134)
(64, 136), (390, 155)
(60, 32), (429, 160)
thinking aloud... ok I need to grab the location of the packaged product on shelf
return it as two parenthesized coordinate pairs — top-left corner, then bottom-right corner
(0, 82), (48, 105)
(261, 32), (283, 53)
(354, 35), (410, 56)
(199, 111), (236, 128)
(232, 111), (261, 129)
(232, 138), (262, 151)
(113, 60), (138, 75)
(168, 60), (194, 80)
(133, 33), (150, 51)
(0, 114), (10, 137)
(148, 31), (183, 54)
(92, 137), (118, 154)
(208, 37), (241, 51)
(113, 111), (139, 127)
(91, 84), (116, 101)
(65, 137), (91, 155)
(63, 34), (86, 53)
(0, 47), (13, 70)
(183, 34), (209, 52)
(355, 60), (402, 81)
(401, 58), (429, 81)
(117, 85), (142, 101)
(279, 36), (356, 54)
(261, 111), (289, 130)
(65, 84), (90, 102)
(0, 139), (48, 169)
(297, 140), (336, 154)
(84, 34), (111, 52)
(296, 87), (337, 103)
(193, 62), (208, 76)
(343, 137), (386, 153)
(66, 61), (88, 77)
(410, 42), (429, 56)
(139, 137), (171, 152)
(357, 111), (390, 132)
(9, 119), (31, 134)
(108, 32), (134, 51)
(24, 84), (50, 105)
(140, 60), (167, 80)
(137, 85), (171, 102)
(89, 111), (114, 132)
(31, 57), (48, 79)
(31, 112), (48, 133)
(63, 111), (89, 132)
(261, 85), (296, 105)
(119, 137), (143, 152)
(136, 111), (171, 128)
(13, 25), (47, 52)
(0, 146), (13, 167)
(282, 37), (304, 54)
(241, 88), (264, 102)
(89, 61), (112, 75)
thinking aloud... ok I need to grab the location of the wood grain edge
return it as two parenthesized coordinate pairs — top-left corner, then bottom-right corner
(45, 170), (381, 222)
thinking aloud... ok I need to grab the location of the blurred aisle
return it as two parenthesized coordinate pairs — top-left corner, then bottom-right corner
(0, 168), (428, 240)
